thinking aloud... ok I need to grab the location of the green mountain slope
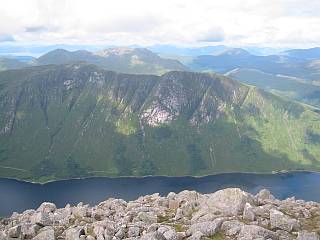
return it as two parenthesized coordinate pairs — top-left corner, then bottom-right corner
(34, 48), (189, 75)
(0, 63), (320, 182)
(226, 68), (320, 108)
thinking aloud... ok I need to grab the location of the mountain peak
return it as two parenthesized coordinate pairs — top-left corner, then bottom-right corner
(214, 48), (251, 56)
(95, 47), (153, 57)
(33, 47), (188, 75)
(95, 47), (135, 57)
(43, 48), (71, 55)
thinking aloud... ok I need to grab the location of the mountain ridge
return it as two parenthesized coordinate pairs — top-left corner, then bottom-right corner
(34, 48), (189, 75)
(0, 63), (320, 182)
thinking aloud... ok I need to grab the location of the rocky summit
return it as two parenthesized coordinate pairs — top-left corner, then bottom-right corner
(1, 188), (320, 240)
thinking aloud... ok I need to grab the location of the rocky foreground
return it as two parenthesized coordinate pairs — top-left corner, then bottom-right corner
(1, 188), (320, 240)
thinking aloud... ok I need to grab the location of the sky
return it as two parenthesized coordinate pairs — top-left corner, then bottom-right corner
(0, 0), (320, 49)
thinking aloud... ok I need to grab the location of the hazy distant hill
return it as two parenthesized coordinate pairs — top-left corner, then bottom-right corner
(0, 63), (320, 182)
(0, 57), (30, 71)
(281, 47), (320, 60)
(148, 45), (229, 56)
(188, 47), (320, 81)
(34, 47), (189, 75)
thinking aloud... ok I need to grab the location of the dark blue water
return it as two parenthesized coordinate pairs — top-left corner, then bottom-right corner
(0, 172), (319, 217)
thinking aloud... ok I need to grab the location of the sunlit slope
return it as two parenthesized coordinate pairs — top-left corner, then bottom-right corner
(0, 63), (319, 182)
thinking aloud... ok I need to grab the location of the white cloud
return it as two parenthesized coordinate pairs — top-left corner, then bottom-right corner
(0, 0), (319, 48)
(197, 27), (225, 43)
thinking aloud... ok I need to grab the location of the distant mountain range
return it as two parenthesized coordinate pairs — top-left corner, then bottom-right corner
(189, 48), (320, 80)
(1, 46), (319, 80)
(161, 47), (319, 108)
(0, 63), (320, 182)
(1, 45), (320, 108)
(0, 47), (189, 75)
(0, 44), (286, 57)
(281, 47), (320, 60)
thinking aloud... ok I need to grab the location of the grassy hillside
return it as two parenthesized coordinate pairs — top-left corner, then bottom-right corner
(0, 64), (320, 182)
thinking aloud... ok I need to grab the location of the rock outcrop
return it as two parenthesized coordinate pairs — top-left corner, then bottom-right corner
(1, 188), (320, 239)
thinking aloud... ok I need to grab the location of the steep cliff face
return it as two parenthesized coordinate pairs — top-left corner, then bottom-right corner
(1, 188), (320, 239)
(0, 63), (320, 181)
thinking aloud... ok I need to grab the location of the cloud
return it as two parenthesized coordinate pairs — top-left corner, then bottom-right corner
(198, 28), (225, 42)
(0, 0), (319, 48)
(25, 26), (48, 33)
(90, 15), (162, 33)
(0, 34), (15, 42)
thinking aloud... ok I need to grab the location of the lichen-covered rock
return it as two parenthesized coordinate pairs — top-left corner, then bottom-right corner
(0, 231), (6, 240)
(256, 189), (275, 203)
(31, 211), (53, 226)
(8, 225), (21, 238)
(270, 209), (300, 232)
(36, 202), (57, 213)
(158, 226), (178, 240)
(65, 227), (85, 240)
(187, 218), (224, 237)
(140, 231), (166, 240)
(53, 206), (72, 225)
(72, 203), (90, 218)
(238, 225), (278, 240)
(128, 226), (140, 237)
(32, 226), (55, 240)
(187, 231), (203, 240)
(202, 188), (254, 216)
(221, 220), (244, 236)
(243, 202), (255, 221)
(297, 231), (320, 240)
(275, 229), (294, 240)
(136, 211), (157, 224)
(21, 223), (40, 238)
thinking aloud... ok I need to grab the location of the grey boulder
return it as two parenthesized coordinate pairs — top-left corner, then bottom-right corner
(270, 209), (300, 232)
(32, 226), (55, 240)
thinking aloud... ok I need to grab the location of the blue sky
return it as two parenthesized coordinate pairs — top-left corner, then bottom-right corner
(0, 0), (319, 48)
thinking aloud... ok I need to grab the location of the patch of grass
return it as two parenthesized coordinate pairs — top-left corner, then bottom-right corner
(157, 214), (171, 223)
(300, 215), (320, 233)
(172, 223), (187, 233)
(208, 232), (224, 240)
(116, 117), (137, 135)
(186, 207), (199, 220)
(86, 225), (94, 236)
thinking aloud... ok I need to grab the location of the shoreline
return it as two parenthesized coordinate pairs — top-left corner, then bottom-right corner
(1, 169), (319, 185)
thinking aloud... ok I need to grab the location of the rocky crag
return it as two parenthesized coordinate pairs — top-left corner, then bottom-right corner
(1, 188), (320, 240)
